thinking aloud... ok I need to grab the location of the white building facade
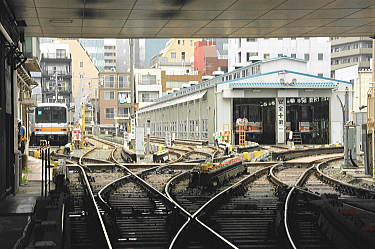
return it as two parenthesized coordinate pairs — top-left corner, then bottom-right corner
(335, 65), (372, 112)
(228, 37), (331, 77)
(134, 68), (163, 109)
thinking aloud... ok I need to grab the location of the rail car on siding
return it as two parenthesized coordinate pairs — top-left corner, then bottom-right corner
(30, 103), (70, 146)
(190, 158), (246, 188)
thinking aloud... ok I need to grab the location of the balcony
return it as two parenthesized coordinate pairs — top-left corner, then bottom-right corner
(42, 71), (72, 77)
(40, 53), (71, 63)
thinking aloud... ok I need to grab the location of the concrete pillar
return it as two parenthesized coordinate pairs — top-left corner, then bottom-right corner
(372, 39), (375, 176)
(276, 97), (286, 144)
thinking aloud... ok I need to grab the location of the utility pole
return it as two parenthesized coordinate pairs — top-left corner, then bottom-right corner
(129, 39), (136, 148)
(129, 39), (135, 117)
(55, 71), (58, 103)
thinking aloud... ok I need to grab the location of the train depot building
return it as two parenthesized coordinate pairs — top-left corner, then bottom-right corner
(138, 57), (352, 145)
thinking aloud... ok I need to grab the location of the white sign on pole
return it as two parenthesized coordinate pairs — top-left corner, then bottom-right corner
(130, 118), (136, 140)
(276, 97), (285, 144)
(165, 132), (172, 147)
(135, 127), (145, 155)
(123, 132), (129, 147)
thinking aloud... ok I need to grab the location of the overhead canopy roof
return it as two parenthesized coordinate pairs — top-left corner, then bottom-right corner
(9, 0), (375, 38)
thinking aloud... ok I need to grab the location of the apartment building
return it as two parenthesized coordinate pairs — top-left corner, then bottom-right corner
(152, 38), (202, 74)
(330, 37), (372, 77)
(98, 72), (131, 133)
(40, 43), (72, 106)
(134, 69), (163, 109)
(194, 41), (228, 76)
(335, 65), (372, 112)
(228, 37), (331, 77)
(55, 40), (100, 127)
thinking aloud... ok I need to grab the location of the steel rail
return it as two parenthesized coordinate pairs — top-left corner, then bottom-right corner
(282, 155), (375, 249)
(316, 158), (375, 197)
(282, 165), (316, 249)
(68, 165), (114, 249)
(104, 158), (236, 248)
(165, 164), (278, 249)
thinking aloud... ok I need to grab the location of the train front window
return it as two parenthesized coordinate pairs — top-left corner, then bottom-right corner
(35, 107), (67, 123)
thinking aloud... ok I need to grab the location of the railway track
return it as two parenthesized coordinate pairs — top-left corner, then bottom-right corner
(97, 162), (191, 248)
(65, 165), (112, 249)
(278, 157), (375, 249)
(65, 137), (369, 249)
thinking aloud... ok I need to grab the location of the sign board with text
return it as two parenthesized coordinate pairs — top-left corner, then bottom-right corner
(130, 118), (136, 140)
(276, 97), (286, 144)
(165, 132), (172, 147)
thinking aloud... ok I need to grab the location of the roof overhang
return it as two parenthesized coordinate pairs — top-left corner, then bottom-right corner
(9, 0), (375, 38)
(229, 82), (337, 89)
(138, 90), (207, 113)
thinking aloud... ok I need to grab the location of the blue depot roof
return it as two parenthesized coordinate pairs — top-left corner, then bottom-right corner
(230, 82), (337, 88)
(219, 70), (352, 86)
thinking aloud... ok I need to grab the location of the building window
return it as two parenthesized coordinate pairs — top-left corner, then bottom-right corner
(178, 40), (181, 45)
(181, 51), (186, 61)
(105, 108), (114, 119)
(264, 53), (270, 59)
(56, 49), (66, 58)
(291, 53), (296, 58)
(139, 91), (159, 102)
(318, 53), (324, 60)
(118, 75), (129, 88)
(171, 52), (176, 58)
(104, 75), (115, 88)
(247, 38), (256, 42)
(318, 73), (323, 77)
(238, 38), (241, 48)
(80, 74), (83, 79)
(166, 81), (183, 88)
(278, 53), (283, 57)
(141, 74), (157, 85)
(304, 53), (310, 61)
(118, 92), (130, 104)
(238, 52), (241, 63)
(182, 40), (185, 45)
(80, 61), (83, 68)
(118, 107), (129, 117)
(304, 37), (309, 40)
(104, 91), (115, 100)
(190, 40), (193, 46)
(278, 38), (283, 40)
(291, 37), (296, 40)
(246, 52), (251, 62)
